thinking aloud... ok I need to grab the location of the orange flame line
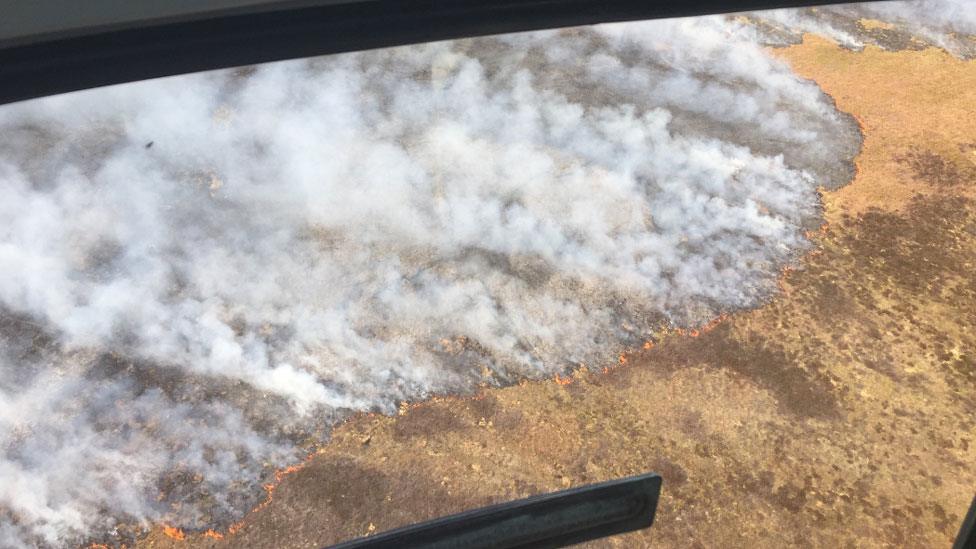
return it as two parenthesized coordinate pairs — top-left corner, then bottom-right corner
(162, 525), (186, 541)
(152, 304), (746, 544)
(223, 447), (325, 537)
(553, 373), (573, 385)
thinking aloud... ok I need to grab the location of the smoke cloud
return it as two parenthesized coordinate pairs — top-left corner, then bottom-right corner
(754, 0), (976, 58)
(0, 13), (862, 547)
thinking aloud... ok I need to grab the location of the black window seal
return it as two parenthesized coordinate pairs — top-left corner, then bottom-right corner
(0, 0), (876, 105)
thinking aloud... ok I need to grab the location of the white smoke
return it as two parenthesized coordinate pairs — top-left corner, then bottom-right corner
(0, 15), (859, 547)
(755, 0), (976, 57)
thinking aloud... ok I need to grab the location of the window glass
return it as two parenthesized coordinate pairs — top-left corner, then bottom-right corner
(0, 1), (973, 547)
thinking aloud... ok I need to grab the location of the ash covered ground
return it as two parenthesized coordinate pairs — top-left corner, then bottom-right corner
(0, 1), (973, 548)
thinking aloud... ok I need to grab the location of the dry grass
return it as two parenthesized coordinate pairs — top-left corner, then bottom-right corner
(137, 35), (976, 549)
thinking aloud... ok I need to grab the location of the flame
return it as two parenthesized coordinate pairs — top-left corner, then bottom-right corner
(699, 314), (728, 334)
(673, 312), (729, 338)
(155, 308), (734, 544)
(275, 463), (306, 482)
(222, 446), (329, 537)
(804, 220), (831, 240)
(162, 525), (186, 540)
(553, 373), (573, 386)
(847, 113), (865, 182)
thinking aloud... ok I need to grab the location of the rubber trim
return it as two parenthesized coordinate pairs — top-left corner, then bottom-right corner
(0, 0), (875, 105)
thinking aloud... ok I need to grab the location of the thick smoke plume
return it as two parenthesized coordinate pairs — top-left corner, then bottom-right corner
(0, 14), (862, 547)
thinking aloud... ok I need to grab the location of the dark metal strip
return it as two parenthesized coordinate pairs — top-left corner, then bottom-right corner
(328, 472), (662, 548)
(0, 0), (878, 105)
(954, 494), (976, 549)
